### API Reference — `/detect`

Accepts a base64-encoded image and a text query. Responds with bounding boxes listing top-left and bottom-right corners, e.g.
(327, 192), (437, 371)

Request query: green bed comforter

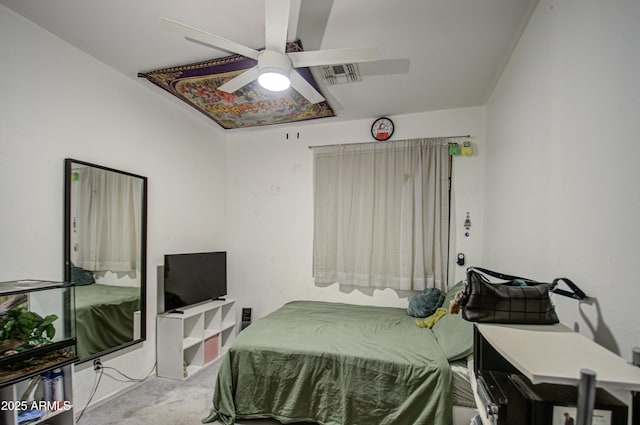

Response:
(75, 284), (140, 357)
(203, 301), (453, 425)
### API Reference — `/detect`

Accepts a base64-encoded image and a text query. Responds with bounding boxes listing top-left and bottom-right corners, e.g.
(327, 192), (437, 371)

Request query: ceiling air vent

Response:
(321, 63), (362, 85)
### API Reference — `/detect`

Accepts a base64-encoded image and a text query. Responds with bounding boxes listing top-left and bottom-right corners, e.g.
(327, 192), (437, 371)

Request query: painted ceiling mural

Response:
(138, 41), (335, 129)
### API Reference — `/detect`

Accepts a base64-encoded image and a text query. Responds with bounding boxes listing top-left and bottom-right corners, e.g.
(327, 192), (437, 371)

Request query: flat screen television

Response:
(163, 251), (227, 312)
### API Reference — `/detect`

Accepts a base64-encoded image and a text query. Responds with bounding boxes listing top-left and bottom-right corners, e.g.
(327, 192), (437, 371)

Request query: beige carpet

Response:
(77, 360), (296, 425)
(78, 360), (473, 425)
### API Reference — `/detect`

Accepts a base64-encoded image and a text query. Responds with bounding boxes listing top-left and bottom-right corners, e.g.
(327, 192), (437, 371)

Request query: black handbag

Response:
(460, 267), (586, 324)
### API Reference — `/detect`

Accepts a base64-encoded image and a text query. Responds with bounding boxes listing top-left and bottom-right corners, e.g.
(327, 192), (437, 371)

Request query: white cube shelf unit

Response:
(157, 299), (236, 380)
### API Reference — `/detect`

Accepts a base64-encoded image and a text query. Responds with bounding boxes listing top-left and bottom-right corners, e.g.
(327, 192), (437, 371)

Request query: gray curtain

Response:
(313, 138), (450, 291)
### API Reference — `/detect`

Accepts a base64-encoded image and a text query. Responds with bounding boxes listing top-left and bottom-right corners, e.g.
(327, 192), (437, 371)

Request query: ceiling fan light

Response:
(258, 70), (291, 92)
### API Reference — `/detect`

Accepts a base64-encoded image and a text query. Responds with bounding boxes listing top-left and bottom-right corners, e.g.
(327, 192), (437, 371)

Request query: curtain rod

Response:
(308, 134), (472, 149)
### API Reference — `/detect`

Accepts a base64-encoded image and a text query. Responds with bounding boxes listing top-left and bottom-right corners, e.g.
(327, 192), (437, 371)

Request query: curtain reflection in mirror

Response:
(71, 167), (142, 281)
(65, 159), (147, 362)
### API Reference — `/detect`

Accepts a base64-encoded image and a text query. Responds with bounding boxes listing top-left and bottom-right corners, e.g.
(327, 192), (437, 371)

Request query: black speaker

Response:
(241, 308), (252, 331)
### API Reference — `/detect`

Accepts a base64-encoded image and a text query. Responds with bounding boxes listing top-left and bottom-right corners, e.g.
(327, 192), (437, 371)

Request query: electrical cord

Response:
(75, 367), (103, 423)
(100, 362), (156, 382)
(101, 371), (138, 383)
(75, 362), (156, 423)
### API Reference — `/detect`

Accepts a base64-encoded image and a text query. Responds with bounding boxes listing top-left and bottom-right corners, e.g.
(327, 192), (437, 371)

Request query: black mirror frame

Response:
(64, 158), (147, 363)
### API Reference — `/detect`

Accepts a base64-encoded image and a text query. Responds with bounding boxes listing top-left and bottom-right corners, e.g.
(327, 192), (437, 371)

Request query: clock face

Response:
(371, 117), (394, 141)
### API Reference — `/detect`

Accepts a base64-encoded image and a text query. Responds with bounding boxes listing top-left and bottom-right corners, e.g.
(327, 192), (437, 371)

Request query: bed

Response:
(203, 283), (475, 425)
(74, 284), (141, 358)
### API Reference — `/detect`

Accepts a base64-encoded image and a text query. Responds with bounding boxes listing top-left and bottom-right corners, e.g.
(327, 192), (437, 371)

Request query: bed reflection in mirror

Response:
(64, 159), (147, 362)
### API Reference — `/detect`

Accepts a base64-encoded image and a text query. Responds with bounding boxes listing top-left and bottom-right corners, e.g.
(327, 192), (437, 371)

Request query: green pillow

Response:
(432, 281), (473, 361)
(70, 266), (95, 286)
(407, 288), (444, 318)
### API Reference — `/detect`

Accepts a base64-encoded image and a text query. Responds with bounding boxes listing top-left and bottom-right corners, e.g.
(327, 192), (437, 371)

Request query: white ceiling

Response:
(1, 0), (538, 130)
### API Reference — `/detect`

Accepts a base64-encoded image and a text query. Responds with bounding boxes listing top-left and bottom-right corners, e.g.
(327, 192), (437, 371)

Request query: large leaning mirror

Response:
(64, 158), (147, 363)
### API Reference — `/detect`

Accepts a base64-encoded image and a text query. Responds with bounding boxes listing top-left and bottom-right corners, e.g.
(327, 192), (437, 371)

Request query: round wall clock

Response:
(371, 117), (394, 141)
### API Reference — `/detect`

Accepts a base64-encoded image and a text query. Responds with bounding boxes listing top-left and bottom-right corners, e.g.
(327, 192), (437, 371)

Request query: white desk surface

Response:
(477, 323), (640, 392)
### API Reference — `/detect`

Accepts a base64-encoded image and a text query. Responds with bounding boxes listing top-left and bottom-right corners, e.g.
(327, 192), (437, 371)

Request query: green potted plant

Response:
(0, 307), (58, 356)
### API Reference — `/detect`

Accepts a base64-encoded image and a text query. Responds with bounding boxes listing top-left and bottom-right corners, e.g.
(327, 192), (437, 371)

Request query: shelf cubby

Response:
(157, 299), (236, 380)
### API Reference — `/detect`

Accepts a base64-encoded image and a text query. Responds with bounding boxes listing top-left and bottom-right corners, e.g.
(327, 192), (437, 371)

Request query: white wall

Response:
(0, 5), (226, 408)
(225, 107), (486, 321)
(11, 0), (639, 412)
(484, 0), (640, 362)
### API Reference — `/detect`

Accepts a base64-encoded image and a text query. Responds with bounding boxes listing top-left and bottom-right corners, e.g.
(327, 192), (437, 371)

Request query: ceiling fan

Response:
(160, 0), (378, 104)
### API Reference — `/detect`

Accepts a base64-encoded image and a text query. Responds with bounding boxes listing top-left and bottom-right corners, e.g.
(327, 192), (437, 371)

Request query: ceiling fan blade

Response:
(160, 17), (260, 60)
(265, 0), (291, 53)
(310, 71), (344, 111)
(295, 0), (334, 51)
(218, 66), (260, 93)
(288, 47), (378, 68)
(290, 69), (325, 104)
